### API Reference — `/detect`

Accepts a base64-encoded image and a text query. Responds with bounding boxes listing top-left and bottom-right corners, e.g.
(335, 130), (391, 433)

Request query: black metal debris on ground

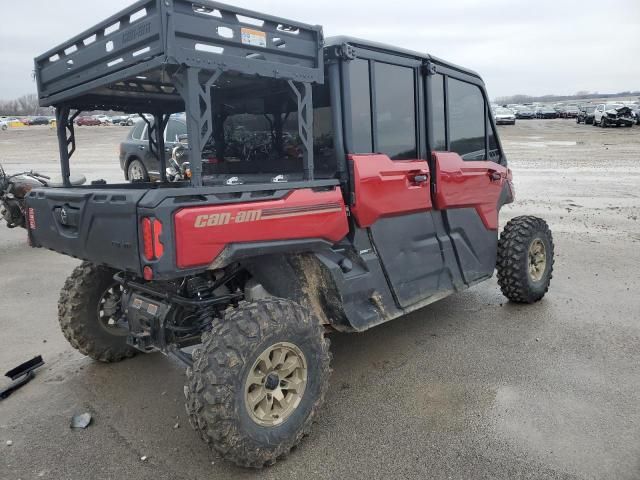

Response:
(0, 355), (44, 400)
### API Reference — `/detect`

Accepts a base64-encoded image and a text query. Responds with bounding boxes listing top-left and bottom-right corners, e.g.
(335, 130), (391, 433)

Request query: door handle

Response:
(488, 170), (502, 181)
(413, 174), (429, 184)
(138, 145), (146, 151)
(409, 170), (429, 185)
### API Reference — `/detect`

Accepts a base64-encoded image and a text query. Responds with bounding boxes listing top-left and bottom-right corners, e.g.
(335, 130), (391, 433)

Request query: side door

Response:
(344, 56), (448, 309)
(427, 70), (513, 285)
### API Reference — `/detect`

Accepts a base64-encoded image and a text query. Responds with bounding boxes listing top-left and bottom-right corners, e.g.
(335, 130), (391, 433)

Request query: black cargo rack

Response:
(35, 0), (324, 187)
(35, 0), (324, 109)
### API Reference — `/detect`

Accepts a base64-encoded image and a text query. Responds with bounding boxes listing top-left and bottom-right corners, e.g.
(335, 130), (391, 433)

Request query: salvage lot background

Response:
(1, 120), (639, 479)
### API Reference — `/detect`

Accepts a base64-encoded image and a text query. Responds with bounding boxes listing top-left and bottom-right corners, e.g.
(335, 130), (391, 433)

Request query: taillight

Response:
(141, 217), (164, 261)
(152, 219), (164, 258)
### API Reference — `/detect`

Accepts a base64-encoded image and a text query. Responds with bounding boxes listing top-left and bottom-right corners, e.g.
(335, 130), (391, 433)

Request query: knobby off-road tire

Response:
(185, 298), (331, 468)
(58, 262), (137, 363)
(497, 216), (554, 304)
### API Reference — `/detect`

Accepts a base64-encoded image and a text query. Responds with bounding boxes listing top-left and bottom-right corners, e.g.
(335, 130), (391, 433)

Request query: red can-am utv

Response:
(26, 0), (554, 468)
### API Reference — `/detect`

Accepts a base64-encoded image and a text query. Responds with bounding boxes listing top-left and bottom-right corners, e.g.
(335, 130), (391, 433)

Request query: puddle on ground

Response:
(513, 140), (578, 148)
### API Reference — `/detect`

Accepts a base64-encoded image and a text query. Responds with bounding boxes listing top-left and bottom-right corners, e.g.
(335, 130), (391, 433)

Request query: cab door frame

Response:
(424, 62), (512, 286)
(340, 47), (456, 309)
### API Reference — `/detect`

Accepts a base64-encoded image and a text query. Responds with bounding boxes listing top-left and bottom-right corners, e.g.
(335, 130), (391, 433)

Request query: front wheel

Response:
(58, 262), (137, 362)
(185, 299), (331, 468)
(127, 159), (149, 182)
(497, 216), (554, 304)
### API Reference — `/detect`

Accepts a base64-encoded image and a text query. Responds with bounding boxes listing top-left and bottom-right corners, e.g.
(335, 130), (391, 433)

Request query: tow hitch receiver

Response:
(124, 292), (171, 353)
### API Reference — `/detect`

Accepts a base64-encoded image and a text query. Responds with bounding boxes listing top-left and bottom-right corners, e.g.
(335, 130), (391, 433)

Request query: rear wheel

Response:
(497, 216), (554, 304)
(58, 262), (137, 362)
(127, 159), (149, 182)
(185, 298), (331, 468)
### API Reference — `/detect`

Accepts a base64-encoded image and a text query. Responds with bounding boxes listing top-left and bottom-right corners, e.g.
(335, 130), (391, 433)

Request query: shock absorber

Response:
(184, 277), (217, 329)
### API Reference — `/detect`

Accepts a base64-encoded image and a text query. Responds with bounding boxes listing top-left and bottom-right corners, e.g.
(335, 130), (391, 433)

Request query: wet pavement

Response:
(1, 120), (639, 479)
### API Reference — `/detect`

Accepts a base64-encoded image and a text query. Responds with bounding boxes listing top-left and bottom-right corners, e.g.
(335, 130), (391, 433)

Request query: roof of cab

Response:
(324, 35), (482, 80)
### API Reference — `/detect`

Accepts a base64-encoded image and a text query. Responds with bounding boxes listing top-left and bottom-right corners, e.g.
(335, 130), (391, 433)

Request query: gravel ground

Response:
(0, 120), (639, 480)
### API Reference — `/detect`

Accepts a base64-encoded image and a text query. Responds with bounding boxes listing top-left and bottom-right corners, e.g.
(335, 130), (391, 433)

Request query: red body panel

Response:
(173, 188), (349, 269)
(431, 152), (512, 230)
(349, 154), (431, 228)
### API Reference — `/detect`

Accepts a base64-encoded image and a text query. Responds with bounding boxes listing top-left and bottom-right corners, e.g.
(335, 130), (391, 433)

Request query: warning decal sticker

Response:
(241, 28), (267, 48)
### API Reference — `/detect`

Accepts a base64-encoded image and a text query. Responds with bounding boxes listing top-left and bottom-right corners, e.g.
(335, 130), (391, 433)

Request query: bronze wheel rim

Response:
(528, 239), (547, 282)
(244, 342), (308, 427)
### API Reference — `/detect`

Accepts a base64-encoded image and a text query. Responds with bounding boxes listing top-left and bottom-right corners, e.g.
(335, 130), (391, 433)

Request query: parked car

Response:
(119, 116), (187, 181)
(563, 106), (580, 118)
(110, 115), (129, 125)
(93, 114), (112, 125)
(630, 104), (640, 125)
(536, 107), (558, 119)
(576, 105), (596, 124)
(28, 116), (50, 126)
(76, 116), (101, 126)
(0, 117), (22, 128)
(494, 107), (516, 125)
(514, 107), (535, 119)
(593, 103), (635, 127)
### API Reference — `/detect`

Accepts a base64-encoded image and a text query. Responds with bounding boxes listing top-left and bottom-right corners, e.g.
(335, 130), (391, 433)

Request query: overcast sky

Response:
(1, 0), (638, 100)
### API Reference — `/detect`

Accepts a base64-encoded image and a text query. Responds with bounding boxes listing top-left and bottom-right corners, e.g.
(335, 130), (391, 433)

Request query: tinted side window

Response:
(346, 59), (373, 153)
(374, 62), (417, 160)
(448, 78), (486, 160)
(429, 73), (446, 151)
(131, 121), (145, 140)
(165, 119), (187, 143)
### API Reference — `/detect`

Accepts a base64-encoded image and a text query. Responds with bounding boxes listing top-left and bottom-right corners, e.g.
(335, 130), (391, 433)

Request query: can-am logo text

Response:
(194, 210), (262, 228)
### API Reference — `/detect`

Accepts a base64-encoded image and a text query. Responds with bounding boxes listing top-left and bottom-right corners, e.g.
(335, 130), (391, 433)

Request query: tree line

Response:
(495, 91), (640, 105)
(0, 94), (51, 116)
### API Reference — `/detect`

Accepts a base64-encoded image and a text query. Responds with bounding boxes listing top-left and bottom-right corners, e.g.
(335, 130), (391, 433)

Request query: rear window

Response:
(165, 119), (187, 143)
(130, 121), (145, 140)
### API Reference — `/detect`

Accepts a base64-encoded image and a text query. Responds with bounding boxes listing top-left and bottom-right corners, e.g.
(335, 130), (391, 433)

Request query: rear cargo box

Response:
(27, 188), (148, 274)
(34, 0), (324, 111)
